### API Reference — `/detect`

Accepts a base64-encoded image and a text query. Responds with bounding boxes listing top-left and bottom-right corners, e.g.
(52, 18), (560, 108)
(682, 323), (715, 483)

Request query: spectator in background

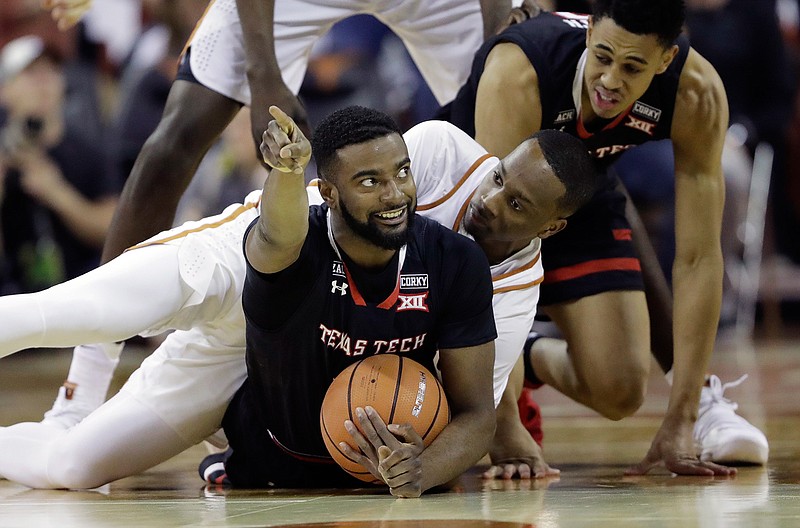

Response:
(109, 0), (208, 182)
(298, 14), (446, 132)
(1, 0), (107, 163)
(299, 15), (394, 128)
(0, 36), (121, 294)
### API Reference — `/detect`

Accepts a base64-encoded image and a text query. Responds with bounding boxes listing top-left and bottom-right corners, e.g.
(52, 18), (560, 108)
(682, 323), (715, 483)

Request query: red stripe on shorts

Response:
(613, 229), (632, 241)
(544, 257), (641, 283)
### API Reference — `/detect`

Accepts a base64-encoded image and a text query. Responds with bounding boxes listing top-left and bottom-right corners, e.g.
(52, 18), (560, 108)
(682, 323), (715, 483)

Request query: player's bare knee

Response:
(596, 371), (648, 420)
(604, 382), (647, 421)
(578, 358), (648, 420)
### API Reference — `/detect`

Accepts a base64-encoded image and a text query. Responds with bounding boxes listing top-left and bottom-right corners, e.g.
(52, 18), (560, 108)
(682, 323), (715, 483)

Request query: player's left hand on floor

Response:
(483, 458), (560, 480)
(625, 422), (737, 477)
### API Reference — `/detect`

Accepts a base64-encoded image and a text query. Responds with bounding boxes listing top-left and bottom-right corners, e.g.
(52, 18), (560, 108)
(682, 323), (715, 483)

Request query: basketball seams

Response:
(346, 359), (360, 425)
(388, 355), (402, 425)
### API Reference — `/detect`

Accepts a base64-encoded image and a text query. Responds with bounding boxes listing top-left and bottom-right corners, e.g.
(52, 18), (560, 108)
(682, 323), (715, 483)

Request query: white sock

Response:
(63, 343), (123, 408)
(42, 343), (124, 427)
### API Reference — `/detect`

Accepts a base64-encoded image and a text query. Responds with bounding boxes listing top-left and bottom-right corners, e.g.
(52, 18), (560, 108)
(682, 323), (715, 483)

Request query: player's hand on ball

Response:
(341, 406), (425, 497)
(260, 105), (311, 174)
(376, 423), (426, 498)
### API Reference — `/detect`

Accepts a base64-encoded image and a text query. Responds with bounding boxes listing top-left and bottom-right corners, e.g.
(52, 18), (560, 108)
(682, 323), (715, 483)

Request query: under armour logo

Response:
(331, 280), (349, 296)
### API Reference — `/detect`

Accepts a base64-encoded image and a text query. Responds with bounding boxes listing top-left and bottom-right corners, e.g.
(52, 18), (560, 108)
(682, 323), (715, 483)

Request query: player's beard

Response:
(339, 198), (415, 251)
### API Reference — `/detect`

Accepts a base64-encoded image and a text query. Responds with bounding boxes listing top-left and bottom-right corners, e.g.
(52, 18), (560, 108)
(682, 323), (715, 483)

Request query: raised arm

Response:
(245, 106), (312, 274)
(628, 49), (731, 476)
(474, 42), (543, 156)
(235, 0), (310, 151)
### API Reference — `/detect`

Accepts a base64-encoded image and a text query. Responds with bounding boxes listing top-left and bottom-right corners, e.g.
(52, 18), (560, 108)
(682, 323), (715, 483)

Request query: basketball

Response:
(319, 354), (450, 483)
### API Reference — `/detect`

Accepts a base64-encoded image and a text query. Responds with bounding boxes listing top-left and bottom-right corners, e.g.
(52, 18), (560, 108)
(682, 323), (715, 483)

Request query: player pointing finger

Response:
(259, 105), (311, 174)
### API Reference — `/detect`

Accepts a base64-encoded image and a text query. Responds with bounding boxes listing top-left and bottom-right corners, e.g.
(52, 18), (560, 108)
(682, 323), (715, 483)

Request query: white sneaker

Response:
(41, 382), (101, 429)
(694, 374), (769, 465)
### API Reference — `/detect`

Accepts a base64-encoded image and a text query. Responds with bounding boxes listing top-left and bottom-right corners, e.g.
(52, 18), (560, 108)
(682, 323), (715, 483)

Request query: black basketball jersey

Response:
(239, 205), (496, 461)
(441, 12), (690, 170)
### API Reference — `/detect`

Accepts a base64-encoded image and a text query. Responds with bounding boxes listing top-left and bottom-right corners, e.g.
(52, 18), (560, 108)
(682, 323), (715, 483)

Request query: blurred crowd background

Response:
(1, 0), (799, 332)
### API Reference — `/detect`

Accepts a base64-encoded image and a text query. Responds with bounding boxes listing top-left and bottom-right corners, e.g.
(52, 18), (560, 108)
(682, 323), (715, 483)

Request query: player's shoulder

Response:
(673, 48), (727, 137)
(678, 48), (725, 99)
(405, 120), (490, 168)
(404, 120), (479, 151)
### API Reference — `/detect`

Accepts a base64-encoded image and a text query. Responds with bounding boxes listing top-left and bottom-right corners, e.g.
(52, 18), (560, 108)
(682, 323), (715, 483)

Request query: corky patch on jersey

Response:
(398, 274), (429, 312)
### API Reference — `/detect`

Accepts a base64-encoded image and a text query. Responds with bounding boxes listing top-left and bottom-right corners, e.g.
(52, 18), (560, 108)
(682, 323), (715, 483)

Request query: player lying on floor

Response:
(0, 106), (600, 490)
(221, 104), (499, 495)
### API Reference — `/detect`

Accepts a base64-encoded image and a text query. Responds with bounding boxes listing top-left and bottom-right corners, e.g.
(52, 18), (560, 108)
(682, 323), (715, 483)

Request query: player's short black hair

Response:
(311, 106), (403, 181)
(592, 0), (685, 48)
(531, 129), (600, 216)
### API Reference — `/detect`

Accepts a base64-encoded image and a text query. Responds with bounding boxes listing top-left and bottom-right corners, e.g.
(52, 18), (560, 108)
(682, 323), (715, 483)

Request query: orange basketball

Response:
(319, 354), (450, 483)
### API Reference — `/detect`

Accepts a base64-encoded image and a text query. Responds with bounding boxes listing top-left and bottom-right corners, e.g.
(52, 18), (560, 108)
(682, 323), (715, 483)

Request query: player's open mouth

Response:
(593, 87), (620, 112)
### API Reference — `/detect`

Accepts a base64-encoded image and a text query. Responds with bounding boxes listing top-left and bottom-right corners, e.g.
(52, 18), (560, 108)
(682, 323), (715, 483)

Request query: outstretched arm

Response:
(627, 49), (733, 477)
(245, 106), (312, 274)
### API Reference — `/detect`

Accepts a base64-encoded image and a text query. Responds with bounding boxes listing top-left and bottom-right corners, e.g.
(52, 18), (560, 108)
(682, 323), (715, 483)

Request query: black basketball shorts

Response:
(539, 183), (645, 306)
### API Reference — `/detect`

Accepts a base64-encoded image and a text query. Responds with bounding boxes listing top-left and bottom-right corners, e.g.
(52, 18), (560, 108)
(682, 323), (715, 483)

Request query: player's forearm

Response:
(256, 170), (309, 250)
(418, 406), (495, 493)
(235, 0), (280, 83)
(666, 252), (723, 420)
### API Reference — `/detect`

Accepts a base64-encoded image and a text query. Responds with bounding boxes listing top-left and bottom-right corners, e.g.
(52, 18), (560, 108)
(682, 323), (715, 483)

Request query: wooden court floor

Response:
(1, 334), (799, 527)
